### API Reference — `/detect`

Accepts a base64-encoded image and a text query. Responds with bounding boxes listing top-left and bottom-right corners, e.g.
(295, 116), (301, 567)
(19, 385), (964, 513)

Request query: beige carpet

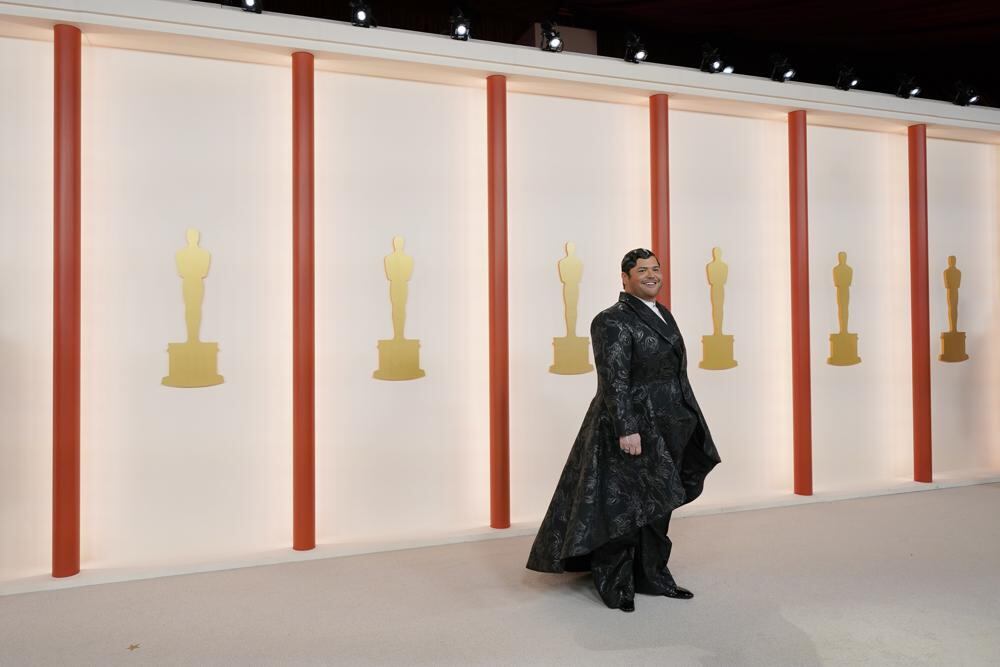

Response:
(2, 484), (999, 666)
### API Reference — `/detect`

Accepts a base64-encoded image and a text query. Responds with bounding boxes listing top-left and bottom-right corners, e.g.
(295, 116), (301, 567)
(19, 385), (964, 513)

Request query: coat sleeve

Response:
(591, 312), (637, 438)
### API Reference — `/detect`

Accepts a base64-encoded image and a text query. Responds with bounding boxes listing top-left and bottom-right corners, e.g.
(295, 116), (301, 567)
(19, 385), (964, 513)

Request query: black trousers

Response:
(590, 513), (677, 608)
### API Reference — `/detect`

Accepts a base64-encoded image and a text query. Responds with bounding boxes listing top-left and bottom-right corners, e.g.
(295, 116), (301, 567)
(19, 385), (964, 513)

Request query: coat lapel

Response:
(656, 301), (688, 366)
(619, 292), (681, 354)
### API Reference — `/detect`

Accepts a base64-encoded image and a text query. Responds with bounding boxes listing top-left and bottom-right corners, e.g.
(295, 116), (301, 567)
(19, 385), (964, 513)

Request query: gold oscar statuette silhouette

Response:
(940, 255), (969, 362)
(699, 247), (738, 370)
(550, 242), (594, 375)
(162, 229), (224, 388)
(374, 236), (425, 380)
(828, 251), (861, 366)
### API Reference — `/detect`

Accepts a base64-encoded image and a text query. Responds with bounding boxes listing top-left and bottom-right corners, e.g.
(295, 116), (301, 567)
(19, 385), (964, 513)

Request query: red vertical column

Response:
(487, 75), (510, 529)
(292, 52), (316, 550)
(788, 110), (813, 496)
(52, 24), (82, 578)
(908, 124), (933, 483)
(649, 94), (671, 308)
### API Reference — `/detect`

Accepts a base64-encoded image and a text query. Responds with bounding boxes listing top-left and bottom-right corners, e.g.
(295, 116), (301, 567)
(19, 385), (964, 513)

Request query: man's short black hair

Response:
(621, 248), (659, 275)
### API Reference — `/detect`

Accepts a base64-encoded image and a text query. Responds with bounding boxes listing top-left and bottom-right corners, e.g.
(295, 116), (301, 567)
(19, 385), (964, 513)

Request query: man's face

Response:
(622, 256), (662, 300)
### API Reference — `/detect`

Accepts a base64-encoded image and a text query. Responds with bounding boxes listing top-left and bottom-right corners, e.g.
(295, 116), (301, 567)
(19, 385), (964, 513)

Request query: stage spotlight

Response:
(220, 0), (262, 13)
(450, 9), (471, 41)
(350, 1), (374, 28)
(895, 75), (921, 99)
(700, 45), (725, 73)
(953, 83), (980, 106)
(540, 22), (563, 52)
(770, 55), (795, 82)
(835, 67), (859, 91)
(625, 33), (647, 63)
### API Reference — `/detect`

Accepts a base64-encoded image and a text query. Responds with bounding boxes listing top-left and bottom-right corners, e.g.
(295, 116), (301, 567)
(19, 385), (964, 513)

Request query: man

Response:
(527, 249), (721, 612)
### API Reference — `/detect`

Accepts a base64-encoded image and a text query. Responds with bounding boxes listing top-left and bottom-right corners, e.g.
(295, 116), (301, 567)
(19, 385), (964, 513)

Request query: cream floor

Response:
(2, 483), (999, 666)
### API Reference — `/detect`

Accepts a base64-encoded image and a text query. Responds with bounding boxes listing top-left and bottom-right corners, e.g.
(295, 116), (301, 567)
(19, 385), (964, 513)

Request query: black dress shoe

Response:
(663, 586), (694, 600)
(618, 599), (635, 613)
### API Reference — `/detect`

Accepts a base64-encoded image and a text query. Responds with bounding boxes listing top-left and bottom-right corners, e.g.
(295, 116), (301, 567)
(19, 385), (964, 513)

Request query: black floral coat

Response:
(526, 292), (721, 573)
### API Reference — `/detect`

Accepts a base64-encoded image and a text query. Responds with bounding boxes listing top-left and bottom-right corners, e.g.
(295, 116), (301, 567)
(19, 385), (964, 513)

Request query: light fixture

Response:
(700, 44), (729, 73)
(350, 1), (374, 28)
(770, 55), (795, 82)
(835, 67), (859, 91)
(220, 0), (262, 13)
(895, 75), (921, 99)
(700, 46), (734, 73)
(625, 33), (647, 63)
(953, 83), (980, 106)
(540, 22), (563, 53)
(450, 9), (471, 41)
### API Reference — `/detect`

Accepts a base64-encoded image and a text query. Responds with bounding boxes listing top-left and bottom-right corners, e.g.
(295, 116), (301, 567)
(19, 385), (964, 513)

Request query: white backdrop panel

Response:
(80, 47), (293, 569)
(807, 127), (912, 491)
(670, 110), (793, 509)
(0, 37), (53, 582)
(507, 93), (649, 523)
(927, 139), (1000, 475)
(314, 73), (490, 543)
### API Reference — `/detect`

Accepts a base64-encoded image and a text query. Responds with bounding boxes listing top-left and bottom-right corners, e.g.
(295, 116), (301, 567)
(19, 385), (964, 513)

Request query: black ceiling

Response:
(195, 0), (999, 108)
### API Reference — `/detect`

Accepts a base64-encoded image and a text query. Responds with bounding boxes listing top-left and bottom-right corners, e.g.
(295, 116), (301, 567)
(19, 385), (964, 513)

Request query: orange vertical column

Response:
(908, 124), (933, 483)
(487, 75), (510, 529)
(292, 52), (316, 550)
(52, 24), (82, 578)
(649, 94), (671, 308)
(788, 110), (813, 496)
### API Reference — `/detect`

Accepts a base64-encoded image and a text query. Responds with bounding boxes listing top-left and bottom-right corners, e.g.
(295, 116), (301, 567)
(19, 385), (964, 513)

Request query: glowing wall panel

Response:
(314, 73), (490, 543)
(507, 93), (650, 523)
(0, 36), (53, 581)
(927, 139), (1000, 475)
(670, 111), (793, 509)
(79, 47), (293, 568)
(807, 126), (912, 491)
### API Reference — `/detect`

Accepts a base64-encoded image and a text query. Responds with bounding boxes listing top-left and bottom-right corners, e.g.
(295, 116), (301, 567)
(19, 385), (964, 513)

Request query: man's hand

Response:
(619, 433), (641, 456)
